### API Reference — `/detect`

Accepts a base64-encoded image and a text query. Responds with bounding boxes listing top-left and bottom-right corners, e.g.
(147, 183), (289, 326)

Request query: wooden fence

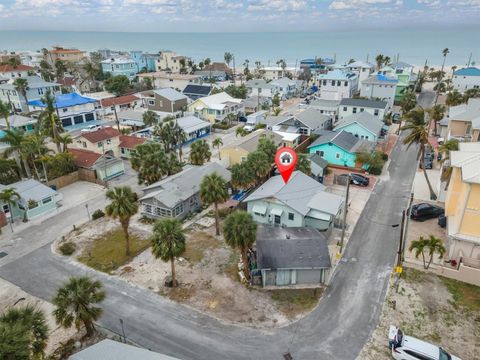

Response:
(47, 169), (106, 189)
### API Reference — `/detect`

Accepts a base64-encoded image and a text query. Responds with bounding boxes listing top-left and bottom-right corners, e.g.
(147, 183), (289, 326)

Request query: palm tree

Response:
(142, 110), (159, 127)
(438, 139), (459, 186)
(272, 107), (282, 116)
(445, 90), (464, 107)
(212, 137), (223, 160)
(200, 172), (229, 236)
(189, 139), (211, 165)
(224, 52), (233, 68)
(59, 133), (73, 152)
(12, 78), (29, 112)
(130, 142), (171, 184)
(0, 188), (20, 231)
(52, 277), (105, 337)
(38, 90), (63, 153)
(434, 48), (450, 105)
(428, 104), (445, 136)
(247, 150), (271, 184)
(375, 54), (385, 70)
(0, 305), (49, 358)
(82, 61), (98, 91)
(231, 162), (255, 190)
(223, 211), (257, 279)
(235, 126), (247, 137)
(1, 129), (30, 178)
(151, 218), (186, 287)
(7, 57), (21, 68)
(295, 153), (311, 175)
(0, 100), (11, 129)
(105, 186), (138, 256)
(23, 133), (51, 182)
(409, 235), (446, 269)
(402, 109), (437, 200)
(400, 90), (417, 114)
(257, 137), (277, 162)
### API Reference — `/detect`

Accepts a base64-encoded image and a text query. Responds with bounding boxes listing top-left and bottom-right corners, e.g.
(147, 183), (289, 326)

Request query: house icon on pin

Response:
(281, 153), (292, 164)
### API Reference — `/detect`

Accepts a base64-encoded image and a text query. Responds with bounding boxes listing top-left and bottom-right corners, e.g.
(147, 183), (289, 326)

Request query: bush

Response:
(381, 152), (388, 161)
(218, 207), (233, 219)
(59, 241), (76, 256)
(255, 123), (266, 130)
(91, 209), (105, 220)
(368, 166), (383, 175)
(212, 122), (232, 130)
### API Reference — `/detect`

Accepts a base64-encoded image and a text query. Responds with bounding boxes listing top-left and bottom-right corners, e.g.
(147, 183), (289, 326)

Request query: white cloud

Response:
(213, 0), (243, 9)
(248, 0), (306, 12)
(329, 0), (392, 10)
(417, 0), (441, 7)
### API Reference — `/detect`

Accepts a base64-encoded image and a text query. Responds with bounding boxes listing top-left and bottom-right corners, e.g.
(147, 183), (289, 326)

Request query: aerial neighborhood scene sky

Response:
(0, 0), (480, 31)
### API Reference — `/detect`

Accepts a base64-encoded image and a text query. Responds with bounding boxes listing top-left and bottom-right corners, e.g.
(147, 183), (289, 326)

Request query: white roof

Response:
(154, 88), (187, 102)
(0, 179), (57, 203)
(175, 115), (210, 134)
(346, 61), (374, 69)
(273, 131), (301, 142)
(450, 142), (480, 184)
(101, 57), (136, 65)
(195, 92), (242, 109)
(0, 114), (36, 128)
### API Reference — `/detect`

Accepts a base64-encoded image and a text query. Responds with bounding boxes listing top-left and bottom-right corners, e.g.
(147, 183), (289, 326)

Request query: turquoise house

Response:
(333, 112), (384, 142)
(0, 179), (62, 222)
(308, 130), (374, 168)
(0, 115), (37, 134)
(101, 57), (138, 80)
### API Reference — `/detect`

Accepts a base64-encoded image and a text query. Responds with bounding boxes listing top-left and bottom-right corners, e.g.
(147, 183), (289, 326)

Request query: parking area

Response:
(323, 167), (377, 190)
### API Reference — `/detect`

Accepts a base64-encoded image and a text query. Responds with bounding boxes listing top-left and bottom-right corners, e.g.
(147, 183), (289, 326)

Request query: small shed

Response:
(256, 226), (331, 287)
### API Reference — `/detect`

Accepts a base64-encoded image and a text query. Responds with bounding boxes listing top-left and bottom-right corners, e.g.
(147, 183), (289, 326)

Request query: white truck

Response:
(244, 110), (267, 133)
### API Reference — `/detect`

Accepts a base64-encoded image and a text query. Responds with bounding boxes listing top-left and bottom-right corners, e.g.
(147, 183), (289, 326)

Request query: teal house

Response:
(333, 112), (384, 142)
(0, 115), (37, 133)
(308, 130), (375, 168)
(0, 179), (62, 222)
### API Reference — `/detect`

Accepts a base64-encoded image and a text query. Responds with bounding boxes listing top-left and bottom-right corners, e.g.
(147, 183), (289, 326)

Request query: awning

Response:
(252, 204), (267, 215)
(270, 208), (284, 216)
(306, 209), (331, 221)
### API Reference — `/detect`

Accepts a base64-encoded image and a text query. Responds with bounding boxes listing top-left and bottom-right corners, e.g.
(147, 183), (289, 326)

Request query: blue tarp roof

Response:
(28, 93), (97, 108)
(453, 67), (480, 76)
(376, 74), (398, 83)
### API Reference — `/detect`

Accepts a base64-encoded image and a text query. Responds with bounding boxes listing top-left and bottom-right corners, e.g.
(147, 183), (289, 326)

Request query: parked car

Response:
(238, 115), (248, 123)
(243, 123), (256, 133)
(392, 113), (401, 123)
(419, 158), (433, 169)
(81, 124), (101, 133)
(388, 326), (460, 360)
(337, 173), (370, 186)
(410, 203), (444, 221)
(438, 214), (446, 228)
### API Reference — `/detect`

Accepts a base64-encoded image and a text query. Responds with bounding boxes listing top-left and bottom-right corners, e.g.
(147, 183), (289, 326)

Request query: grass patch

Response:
(78, 227), (150, 273)
(268, 288), (322, 319)
(58, 241), (76, 256)
(403, 268), (428, 284)
(440, 276), (480, 312)
(222, 251), (240, 281)
(183, 231), (220, 264)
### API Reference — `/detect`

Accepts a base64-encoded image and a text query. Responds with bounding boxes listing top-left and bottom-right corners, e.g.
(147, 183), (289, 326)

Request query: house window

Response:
(62, 108), (68, 113)
(148, 100), (155, 106)
(159, 100), (163, 107)
(316, 150), (324, 157)
(106, 139), (112, 145)
(121, 148), (125, 154)
(274, 215), (281, 224)
(98, 141), (103, 148)
(337, 81), (341, 86)
(360, 108), (364, 112)
(335, 153), (341, 159)
(374, 109), (379, 116)
(365, 136), (369, 140)
(343, 107), (347, 111)
(322, 80), (326, 86)
(144, 204), (153, 214)
(288, 213), (294, 221)
(82, 141), (87, 148)
(42, 197), (52, 205)
(352, 107), (357, 114)
(344, 81), (348, 86)
(173, 203), (184, 217)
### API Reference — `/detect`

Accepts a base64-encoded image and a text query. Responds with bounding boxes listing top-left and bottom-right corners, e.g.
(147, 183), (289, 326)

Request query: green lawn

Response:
(441, 276), (480, 312)
(78, 227), (150, 273)
(268, 288), (322, 319)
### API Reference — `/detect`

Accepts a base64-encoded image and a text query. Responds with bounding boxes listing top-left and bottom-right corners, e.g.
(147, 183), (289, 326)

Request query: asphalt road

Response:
(0, 92), (434, 360)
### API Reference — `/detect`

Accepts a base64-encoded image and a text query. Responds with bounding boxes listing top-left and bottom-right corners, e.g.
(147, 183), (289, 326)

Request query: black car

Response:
(238, 116), (248, 122)
(337, 173), (369, 186)
(410, 203), (444, 221)
(438, 214), (446, 228)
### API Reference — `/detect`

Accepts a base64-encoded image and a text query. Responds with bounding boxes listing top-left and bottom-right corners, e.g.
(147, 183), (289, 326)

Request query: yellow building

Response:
(444, 142), (480, 269)
(47, 46), (86, 65)
(188, 92), (244, 123)
(220, 129), (283, 167)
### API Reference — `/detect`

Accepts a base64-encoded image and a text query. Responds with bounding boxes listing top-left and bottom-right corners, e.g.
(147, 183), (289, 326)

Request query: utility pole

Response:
(397, 210), (406, 267)
(232, 55), (236, 86)
(102, 143), (108, 189)
(402, 192), (414, 261)
(467, 52), (472, 67)
(339, 175), (350, 253)
(113, 104), (120, 131)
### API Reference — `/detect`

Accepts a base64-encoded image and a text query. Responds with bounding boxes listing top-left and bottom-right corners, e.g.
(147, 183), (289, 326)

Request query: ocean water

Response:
(0, 28), (479, 67)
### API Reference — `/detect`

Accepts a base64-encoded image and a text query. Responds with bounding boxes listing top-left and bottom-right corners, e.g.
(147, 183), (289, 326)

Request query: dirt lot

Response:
(358, 268), (480, 360)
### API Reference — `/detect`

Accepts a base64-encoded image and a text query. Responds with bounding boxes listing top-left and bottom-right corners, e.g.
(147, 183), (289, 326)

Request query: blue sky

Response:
(0, 0), (479, 32)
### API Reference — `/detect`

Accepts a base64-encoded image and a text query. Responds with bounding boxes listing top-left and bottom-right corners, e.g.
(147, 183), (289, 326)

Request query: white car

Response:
(243, 123), (256, 133)
(81, 124), (101, 133)
(389, 326), (460, 360)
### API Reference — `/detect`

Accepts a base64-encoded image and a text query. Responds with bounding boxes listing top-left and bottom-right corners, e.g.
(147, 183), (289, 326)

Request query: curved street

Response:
(0, 91), (435, 360)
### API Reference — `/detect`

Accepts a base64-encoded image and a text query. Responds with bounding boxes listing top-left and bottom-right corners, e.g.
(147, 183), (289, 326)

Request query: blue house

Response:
(101, 57), (138, 80)
(308, 130), (375, 168)
(333, 111), (384, 142)
(130, 51), (159, 72)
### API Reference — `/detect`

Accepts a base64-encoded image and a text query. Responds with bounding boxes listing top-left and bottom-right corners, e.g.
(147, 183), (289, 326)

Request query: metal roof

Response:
(453, 67), (480, 76)
(339, 98), (387, 109)
(361, 74), (398, 85)
(225, 129), (282, 153)
(0, 114), (36, 128)
(0, 75), (59, 90)
(256, 226), (331, 270)
(154, 88), (187, 102)
(294, 108), (332, 129)
(175, 115), (211, 134)
(0, 179), (57, 202)
(308, 130), (375, 153)
(334, 111), (384, 136)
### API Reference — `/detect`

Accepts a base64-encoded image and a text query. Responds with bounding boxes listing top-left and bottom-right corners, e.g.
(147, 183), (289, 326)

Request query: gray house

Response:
(139, 163), (231, 220)
(244, 171), (343, 231)
(308, 153), (328, 182)
(143, 88), (188, 114)
(263, 108), (332, 136)
(256, 226), (331, 287)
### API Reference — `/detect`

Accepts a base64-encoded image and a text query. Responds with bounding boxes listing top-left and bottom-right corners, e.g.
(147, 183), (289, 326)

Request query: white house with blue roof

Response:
(452, 67), (480, 93)
(317, 70), (359, 101)
(28, 92), (98, 129)
(360, 74), (398, 109)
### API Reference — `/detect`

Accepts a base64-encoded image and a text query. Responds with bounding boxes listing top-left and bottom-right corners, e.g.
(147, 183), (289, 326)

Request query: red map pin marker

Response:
(275, 147), (297, 184)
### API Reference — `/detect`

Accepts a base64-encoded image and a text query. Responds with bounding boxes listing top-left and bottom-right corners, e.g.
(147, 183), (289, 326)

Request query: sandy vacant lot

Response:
(359, 268), (479, 360)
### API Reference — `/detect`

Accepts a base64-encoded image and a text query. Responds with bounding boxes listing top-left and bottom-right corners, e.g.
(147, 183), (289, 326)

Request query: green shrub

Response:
(381, 152), (388, 161)
(27, 199), (38, 209)
(368, 166), (383, 175)
(59, 241), (76, 256)
(218, 207), (233, 219)
(91, 209), (105, 220)
(212, 121), (233, 130)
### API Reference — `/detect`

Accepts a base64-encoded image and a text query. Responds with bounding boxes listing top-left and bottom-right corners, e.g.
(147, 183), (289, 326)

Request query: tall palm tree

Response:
(445, 90), (464, 107)
(82, 61), (98, 91)
(38, 90), (63, 153)
(0, 305), (49, 358)
(409, 235), (446, 269)
(212, 137), (223, 160)
(231, 162), (255, 190)
(151, 218), (186, 287)
(105, 186), (138, 256)
(428, 104), (445, 136)
(295, 153), (311, 175)
(12, 78), (29, 113)
(223, 211), (257, 279)
(52, 277), (106, 337)
(23, 133), (51, 182)
(130, 142), (170, 185)
(189, 139), (211, 165)
(438, 139), (459, 187)
(0, 188), (20, 231)
(142, 110), (159, 127)
(402, 109), (437, 200)
(0, 100), (11, 129)
(434, 48), (450, 105)
(247, 150), (271, 184)
(7, 57), (21, 68)
(1, 129), (29, 178)
(375, 54), (385, 70)
(200, 172), (229, 236)
(59, 133), (73, 152)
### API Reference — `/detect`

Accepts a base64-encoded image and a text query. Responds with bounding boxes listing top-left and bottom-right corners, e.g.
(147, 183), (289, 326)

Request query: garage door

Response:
(296, 269), (321, 284)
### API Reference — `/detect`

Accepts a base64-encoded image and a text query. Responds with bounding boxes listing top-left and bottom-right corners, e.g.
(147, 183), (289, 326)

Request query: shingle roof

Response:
(308, 153), (328, 170)
(69, 339), (180, 360)
(100, 94), (139, 107)
(308, 130), (374, 153)
(339, 98), (387, 109)
(256, 226), (331, 270)
(140, 163), (231, 208)
(294, 108), (331, 129)
(119, 135), (146, 149)
(68, 148), (102, 168)
(182, 84), (212, 97)
(154, 88), (187, 102)
(244, 171), (343, 216)
(334, 111), (384, 136)
(0, 64), (35, 73)
(453, 67), (480, 77)
(308, 99), (340, 109)
(81, 127), (121, 143)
